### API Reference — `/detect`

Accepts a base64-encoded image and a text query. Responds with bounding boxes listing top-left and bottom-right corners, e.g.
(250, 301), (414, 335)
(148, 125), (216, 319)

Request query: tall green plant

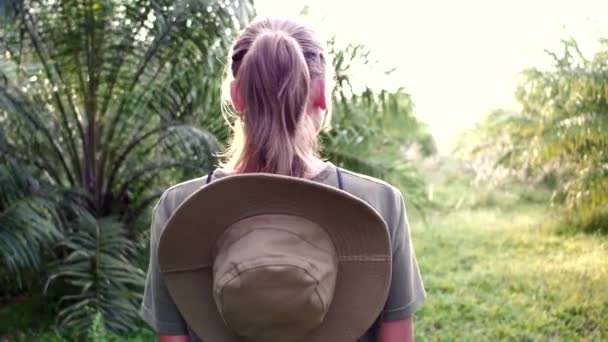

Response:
(462, 38), (608, 226)
(0, 0), (253, 333)
(515, 39), (608, 218)
(0, 157), (63, 288)
(45, 216), (144, 334)
(0, 0), (252, 227)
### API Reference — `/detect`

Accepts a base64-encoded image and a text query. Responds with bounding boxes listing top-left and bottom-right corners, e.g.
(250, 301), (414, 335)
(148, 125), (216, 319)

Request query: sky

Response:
(254, 0), (608, 153)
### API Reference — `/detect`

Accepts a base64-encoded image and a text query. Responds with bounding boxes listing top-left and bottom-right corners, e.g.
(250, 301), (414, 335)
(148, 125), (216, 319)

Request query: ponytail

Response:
(222, 18), (326, 177)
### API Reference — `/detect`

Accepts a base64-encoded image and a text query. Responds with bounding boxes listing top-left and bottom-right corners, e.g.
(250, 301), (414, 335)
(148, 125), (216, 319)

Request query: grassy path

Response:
(411, 198), (608, 341)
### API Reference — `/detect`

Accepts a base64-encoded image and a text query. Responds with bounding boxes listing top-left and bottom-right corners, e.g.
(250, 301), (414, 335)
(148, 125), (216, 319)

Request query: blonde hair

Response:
(220, 17), (328, 177)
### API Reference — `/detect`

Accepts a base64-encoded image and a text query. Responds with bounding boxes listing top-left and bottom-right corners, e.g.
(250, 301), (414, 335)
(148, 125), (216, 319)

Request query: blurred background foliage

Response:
(322, 39), (436, 212)
(458, 38), (608, 234)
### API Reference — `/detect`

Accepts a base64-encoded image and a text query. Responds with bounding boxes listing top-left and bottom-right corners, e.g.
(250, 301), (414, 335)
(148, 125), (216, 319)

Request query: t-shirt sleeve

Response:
(382, 188), (426, 321)
(140, 191), (189, 335)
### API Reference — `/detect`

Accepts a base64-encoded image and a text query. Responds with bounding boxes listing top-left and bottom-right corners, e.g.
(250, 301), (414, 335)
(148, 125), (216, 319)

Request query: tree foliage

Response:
(0, 0), (252, 226)
(0, 157), (63, 286)
(461, 38), (608, 227)
(0, 0), (253, 333)
(322, 40), (435, 211)
(45, 216), (144, 334)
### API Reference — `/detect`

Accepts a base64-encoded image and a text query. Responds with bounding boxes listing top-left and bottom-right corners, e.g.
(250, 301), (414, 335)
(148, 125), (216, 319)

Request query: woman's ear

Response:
(230, 80), (245, 113)
(311, 78), (327, 111)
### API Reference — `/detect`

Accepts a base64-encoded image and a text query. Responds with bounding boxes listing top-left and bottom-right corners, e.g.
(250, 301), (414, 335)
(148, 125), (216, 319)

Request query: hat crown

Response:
(213, 215), (338, 342)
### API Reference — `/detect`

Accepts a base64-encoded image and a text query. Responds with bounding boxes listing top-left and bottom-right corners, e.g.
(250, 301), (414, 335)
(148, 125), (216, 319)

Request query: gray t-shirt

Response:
(141, 162), (426, 341)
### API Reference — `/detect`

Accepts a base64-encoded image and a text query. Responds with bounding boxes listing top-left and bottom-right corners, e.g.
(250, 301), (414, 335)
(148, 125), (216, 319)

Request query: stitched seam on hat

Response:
(218, 263), (326, 318)
(214, 255), (324, 290)
(338, 255), (390, 262)
(221, 225), (335, 256)
(218, 262), (320, 289)
(162, 252), (389, 273)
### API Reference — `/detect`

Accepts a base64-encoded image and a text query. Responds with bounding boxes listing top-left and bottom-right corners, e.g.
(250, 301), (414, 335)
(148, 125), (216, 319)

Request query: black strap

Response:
(336, 167), (344, 190)
(206, 168), (215, 184)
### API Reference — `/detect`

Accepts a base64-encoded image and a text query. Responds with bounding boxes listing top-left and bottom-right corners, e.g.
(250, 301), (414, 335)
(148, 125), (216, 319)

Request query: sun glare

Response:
(255, 0), (608, 152)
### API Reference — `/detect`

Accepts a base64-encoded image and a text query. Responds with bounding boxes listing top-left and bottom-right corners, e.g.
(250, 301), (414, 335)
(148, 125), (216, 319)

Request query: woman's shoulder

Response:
(338, 167), (397, 190)
(156, 175), (209, 214)
(335, 167), (402, 202)
(155, 165), (406, 226)
(330, 167), (405, 227)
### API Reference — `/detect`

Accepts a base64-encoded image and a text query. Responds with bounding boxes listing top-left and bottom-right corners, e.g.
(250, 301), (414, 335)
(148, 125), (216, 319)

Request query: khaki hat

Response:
(158, 173), (392, 341)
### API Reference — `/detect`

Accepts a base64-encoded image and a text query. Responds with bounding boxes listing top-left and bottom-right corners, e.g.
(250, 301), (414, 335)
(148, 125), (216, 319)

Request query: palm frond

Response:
(459, 38), (608, 225)
(1, 0), (253, 222)
(45, 215), (144, 335)
(0, 158), (63, 285)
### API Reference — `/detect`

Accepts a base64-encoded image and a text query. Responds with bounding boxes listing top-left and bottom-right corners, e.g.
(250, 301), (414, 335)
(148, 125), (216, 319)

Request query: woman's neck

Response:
(303, 157), (327, 179)
(220, 157), (327, 180)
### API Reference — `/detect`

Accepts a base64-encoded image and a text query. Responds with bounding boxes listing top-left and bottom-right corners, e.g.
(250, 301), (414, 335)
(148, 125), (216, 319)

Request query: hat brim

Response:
(158, 174), (392, 341)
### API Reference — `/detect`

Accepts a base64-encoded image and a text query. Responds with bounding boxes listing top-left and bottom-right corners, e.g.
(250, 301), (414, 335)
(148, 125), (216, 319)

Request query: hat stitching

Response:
(217, 226), (336, 257)
(160, 254), (389, 274)
(338, 255), (391, 262)
(210, 213), (336, 257)
(215, 259), (322, 292)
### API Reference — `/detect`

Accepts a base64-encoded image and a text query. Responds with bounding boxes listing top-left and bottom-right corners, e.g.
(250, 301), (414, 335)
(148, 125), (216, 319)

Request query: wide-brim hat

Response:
(158, 173), (392, 341)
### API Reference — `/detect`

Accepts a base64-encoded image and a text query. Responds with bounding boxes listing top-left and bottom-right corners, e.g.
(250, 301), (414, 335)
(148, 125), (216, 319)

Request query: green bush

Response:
(458, 38), (608, 232)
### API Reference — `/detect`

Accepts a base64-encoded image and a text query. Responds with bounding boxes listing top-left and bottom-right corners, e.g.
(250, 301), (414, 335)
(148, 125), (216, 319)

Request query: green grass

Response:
(410, 161), (608, 341)
(1, 159), (607, 341)
(412, 204), (607, 341)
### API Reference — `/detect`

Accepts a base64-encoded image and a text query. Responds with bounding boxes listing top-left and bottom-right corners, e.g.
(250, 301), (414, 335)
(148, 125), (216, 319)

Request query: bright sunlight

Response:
(256, 0), (608, 152)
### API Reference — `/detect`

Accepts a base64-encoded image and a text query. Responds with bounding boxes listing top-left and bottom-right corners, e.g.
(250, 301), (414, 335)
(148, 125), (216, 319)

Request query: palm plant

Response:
(514, 39), (608, 219)
(462, 38), (608, 227)
(0, 156), (63, 289)
(0, 0), (253, 332)
(0, 0), (252, 228)
(45, 215), (144, 334)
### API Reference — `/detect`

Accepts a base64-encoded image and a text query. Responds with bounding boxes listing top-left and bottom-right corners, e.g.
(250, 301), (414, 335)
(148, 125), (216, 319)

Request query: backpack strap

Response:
(206, 168), (215, 185)
(336, 167), (344, 191)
